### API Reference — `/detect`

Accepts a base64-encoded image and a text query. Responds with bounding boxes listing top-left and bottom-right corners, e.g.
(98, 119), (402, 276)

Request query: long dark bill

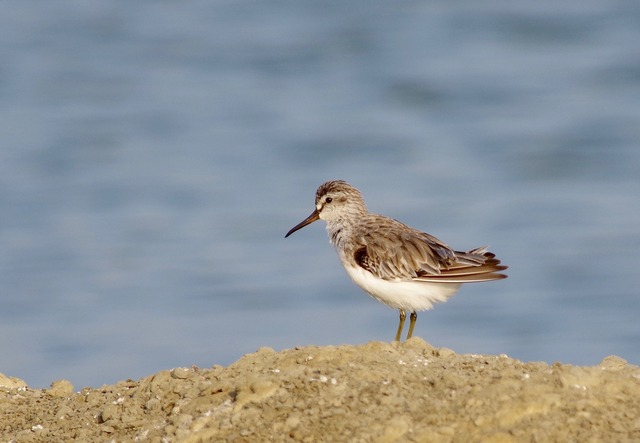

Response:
(285, 209), (320, 238)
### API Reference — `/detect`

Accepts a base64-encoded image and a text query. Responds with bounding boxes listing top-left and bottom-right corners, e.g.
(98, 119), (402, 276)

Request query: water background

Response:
(1, 1), (639, 388)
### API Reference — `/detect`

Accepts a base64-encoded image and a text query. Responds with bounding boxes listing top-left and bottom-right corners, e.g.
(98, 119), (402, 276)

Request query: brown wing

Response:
(354, 217), (507, 282)
(414, 248), (508, 283)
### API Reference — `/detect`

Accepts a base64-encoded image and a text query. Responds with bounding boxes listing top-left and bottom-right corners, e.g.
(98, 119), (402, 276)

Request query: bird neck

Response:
(325, 217), (356, 250)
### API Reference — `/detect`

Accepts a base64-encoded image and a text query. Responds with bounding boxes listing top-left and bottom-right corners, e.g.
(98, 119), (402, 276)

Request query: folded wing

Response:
(355, 222), (508, 283)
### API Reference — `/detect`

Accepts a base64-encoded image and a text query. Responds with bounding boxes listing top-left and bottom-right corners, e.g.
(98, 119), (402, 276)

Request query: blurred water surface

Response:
(1, 1), (639, 387)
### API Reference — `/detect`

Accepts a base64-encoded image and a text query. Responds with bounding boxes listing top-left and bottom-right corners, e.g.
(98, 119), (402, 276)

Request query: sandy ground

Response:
(1, 338), (640, 442)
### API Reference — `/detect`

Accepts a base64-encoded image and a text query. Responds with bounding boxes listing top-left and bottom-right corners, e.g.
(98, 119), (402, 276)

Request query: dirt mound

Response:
(2, 338), (639, 442)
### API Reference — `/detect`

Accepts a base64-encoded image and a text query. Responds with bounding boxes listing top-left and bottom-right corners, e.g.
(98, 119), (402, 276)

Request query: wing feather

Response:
(353, 216), (508, 283)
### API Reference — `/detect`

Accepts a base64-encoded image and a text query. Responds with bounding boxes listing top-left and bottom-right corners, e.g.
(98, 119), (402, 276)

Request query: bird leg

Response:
(406, 311), (417, 340)
(395, 309), (406, 341)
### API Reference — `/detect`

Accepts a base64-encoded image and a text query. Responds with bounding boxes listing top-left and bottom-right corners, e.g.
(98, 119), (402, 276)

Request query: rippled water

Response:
(1, 1), (639, 388)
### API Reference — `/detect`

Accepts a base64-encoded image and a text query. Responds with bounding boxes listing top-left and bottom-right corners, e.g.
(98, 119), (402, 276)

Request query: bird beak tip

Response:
(285, 209), (320, 238)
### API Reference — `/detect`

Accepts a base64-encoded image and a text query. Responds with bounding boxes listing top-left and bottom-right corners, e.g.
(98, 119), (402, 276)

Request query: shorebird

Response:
(285, 180), (507, 341)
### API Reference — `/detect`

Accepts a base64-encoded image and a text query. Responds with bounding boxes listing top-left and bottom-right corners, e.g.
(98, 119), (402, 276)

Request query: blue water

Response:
(1, 1), (639, 388)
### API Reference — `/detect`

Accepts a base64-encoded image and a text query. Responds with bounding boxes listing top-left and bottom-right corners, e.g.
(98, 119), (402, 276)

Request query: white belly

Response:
(343, 264), (461, 312)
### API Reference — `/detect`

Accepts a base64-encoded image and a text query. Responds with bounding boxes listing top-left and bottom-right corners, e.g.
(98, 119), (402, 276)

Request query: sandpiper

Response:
(285, 180), (507, 341)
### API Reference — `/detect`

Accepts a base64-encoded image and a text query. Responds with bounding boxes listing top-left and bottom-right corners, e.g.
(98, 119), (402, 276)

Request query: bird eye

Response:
(325, 197), (333, 203)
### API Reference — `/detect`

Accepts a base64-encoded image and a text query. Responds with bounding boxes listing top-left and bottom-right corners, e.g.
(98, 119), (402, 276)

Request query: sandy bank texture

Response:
(1, 338), (639, 442)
